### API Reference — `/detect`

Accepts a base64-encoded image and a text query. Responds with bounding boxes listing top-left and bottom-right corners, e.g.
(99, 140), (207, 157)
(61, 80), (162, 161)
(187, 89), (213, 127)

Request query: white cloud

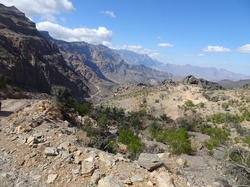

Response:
(113, 45), (160, 58)
(36, 21), (113, 45)
(197, 53), (205, 56)
(203, 45), (231, 52)
(236, 44), (250, 53)
(0, 0), (75, 22)
(101, 11), (116, 18)
(158, 43), (174, 47)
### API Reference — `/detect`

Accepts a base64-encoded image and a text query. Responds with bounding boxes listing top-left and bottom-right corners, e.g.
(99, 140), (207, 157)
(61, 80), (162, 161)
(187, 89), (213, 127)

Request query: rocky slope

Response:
(40, 31), (173, 86)
(115, 49), (250, 81)
(0, 98), (232, 187)
(0, 4), (92, 98)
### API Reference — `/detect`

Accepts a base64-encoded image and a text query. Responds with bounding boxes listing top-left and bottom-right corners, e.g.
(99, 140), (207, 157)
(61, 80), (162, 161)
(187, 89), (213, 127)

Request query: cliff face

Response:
(0, 4), (91, 98)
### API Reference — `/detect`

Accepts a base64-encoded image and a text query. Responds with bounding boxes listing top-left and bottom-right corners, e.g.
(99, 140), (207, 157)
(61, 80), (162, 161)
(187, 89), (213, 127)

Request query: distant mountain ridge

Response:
(41, 31), (173, 86)
(114, 49), (250, 81)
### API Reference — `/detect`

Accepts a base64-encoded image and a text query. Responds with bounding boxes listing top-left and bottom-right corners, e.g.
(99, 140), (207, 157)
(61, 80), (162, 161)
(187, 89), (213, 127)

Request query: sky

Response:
(0, 0), (250, 75)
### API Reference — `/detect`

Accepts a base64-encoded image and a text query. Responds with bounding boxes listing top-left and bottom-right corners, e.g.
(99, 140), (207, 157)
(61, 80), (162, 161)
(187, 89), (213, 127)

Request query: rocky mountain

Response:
(41, 32), (173, 86)
(0, 4), (92, 98)
(218, 79), (250, 89)
(115, 49), (250, 81)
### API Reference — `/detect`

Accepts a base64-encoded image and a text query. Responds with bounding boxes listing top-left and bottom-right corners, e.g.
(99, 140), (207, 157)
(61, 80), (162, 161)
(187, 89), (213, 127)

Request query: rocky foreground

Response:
(0, 99), (232, 187)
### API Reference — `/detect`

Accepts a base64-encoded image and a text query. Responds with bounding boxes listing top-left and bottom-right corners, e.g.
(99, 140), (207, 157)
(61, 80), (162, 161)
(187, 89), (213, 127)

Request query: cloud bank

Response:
(37, 21), (113, 45)
(0, 0), (75, 18)
(237, 44), (250, 53)
(203, 45), (231, 52)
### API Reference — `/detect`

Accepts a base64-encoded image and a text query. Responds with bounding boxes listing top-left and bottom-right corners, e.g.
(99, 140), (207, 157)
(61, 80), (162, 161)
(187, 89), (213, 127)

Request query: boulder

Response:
(137, 153), (163, 171)
(183, 75), (222, 90)
(157, 172), (174, 187)
(44, 147), (59, 156)
(98, 175), (124, 187)
(81, 161), (96, 177)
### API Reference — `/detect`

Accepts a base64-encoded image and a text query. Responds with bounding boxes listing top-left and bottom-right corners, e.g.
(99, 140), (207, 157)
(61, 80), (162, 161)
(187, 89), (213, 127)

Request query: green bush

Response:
(0, 76), (7, 89)
(75, 102), (91, 115)
(185, 100), (195, 107)
(51, 85), (74, 108)
(206, 113), (241, 124)
(203, 127), (230, 154)
(150, 127), (194, 155)
(97, 114), (108, 128)
(118, 128), (144, 157)
(242, 136), (250, 146)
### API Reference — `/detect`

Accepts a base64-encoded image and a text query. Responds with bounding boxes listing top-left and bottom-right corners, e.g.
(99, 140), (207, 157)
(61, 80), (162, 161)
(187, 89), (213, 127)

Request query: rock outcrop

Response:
(183, 75), (222, 90)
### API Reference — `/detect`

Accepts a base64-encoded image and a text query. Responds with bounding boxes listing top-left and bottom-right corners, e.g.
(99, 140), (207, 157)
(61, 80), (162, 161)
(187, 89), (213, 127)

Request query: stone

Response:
(137, 153), (163, 171)
(27, 136), (38, 145)
(81, 161), (96, 177)
(47, 174), (58, 184)
(99, 151), (117, 166)
(130, 175), (144, 183)
(98, 175), (124, 187)
(85, 151), (98, 162)
(33, 132), (43, 138)
(60, 151), (72, 160)
(89, 169), (105, 185)
(176, 158), (187, 167)
(57, 141), (70, 151)
(157, 172), (174, 187)
(44, 147), (59, 156)
(74, 155), (81, 164)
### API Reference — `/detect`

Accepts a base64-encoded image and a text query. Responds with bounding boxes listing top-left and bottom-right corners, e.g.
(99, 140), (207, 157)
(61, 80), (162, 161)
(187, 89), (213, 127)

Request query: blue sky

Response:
(0, 0), (250, 75)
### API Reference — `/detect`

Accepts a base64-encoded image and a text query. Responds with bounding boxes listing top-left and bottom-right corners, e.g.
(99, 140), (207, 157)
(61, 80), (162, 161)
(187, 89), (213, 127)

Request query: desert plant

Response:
(162, 129), (194, 154)
(226, 147), (250, 185)
(185, 100), (195, 107)
(51, 85), (74, 108)
(118, 128), (144, 158)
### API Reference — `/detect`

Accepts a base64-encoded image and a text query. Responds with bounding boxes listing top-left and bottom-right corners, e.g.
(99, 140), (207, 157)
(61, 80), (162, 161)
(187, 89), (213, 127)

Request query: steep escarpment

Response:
(0, 4), (91, 98)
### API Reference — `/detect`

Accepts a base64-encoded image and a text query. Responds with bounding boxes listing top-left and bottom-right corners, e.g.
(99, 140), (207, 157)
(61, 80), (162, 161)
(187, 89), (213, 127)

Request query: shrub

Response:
(163, 129), (194, 154)
(178, 115), (203, 132)
(0, 76), (7, 89)
(185, 100), (195, 107)
(75, 102), (91, 116)
(150, 127), (194, 155)
(203, 127), (230, 145)
(97, 114), (108, 128)
(206, 113), (241, 124)
(203, 127), (230, 154)
(160, 114), (173, 123)
(51, 85), (74, 108)
(118, 128), (144, 157)
(226, 148), (250, 185)
(242, 136), (250, 147)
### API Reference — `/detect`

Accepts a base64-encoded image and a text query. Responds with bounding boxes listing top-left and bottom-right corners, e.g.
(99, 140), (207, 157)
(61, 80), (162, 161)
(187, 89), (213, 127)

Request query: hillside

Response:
(1, 79), (250, 186)
(0, 4), (93, 98)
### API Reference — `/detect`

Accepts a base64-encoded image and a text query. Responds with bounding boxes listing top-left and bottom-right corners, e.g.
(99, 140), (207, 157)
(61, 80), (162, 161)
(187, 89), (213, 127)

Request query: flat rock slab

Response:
(98, 175), (124, 187)
(137, 153), (163, 171)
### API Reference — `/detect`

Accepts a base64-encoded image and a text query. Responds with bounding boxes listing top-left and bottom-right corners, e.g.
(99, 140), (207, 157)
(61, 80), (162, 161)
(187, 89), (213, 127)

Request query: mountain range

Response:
(114, 49), (250, 81)
(0, 3), (249, 99)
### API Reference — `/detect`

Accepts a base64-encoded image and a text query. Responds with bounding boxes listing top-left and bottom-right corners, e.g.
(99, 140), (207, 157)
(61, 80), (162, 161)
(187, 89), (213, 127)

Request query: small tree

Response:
(51, 85), (74, 108)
